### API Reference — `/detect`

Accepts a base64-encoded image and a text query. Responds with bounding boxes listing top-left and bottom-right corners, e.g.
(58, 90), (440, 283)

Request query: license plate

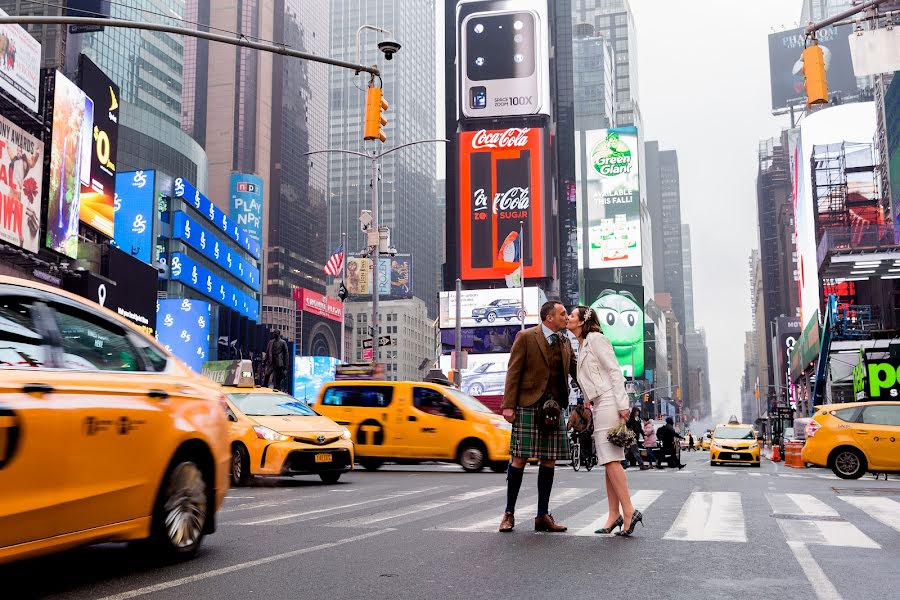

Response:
(315, 453), (333, 463)
(731, 454), (742, 459)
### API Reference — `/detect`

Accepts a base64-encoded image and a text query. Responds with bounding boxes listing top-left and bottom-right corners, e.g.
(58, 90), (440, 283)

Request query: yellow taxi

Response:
(700, 433), (712, 451)
(312, 380), (511, 472)
(801, 401), (900, 479)
(208, 361), (354, 484)
(709, 423), (761, 467)
(0, 276), (230, 565)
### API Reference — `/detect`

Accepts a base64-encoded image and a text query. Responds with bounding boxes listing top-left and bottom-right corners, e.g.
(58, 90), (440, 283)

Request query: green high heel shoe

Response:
(594, 515), (624, 534)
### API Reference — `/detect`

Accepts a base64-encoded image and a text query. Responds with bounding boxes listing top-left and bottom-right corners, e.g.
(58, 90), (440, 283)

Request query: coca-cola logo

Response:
(493, 187), (530, 215)
(471, 128), (530, 150)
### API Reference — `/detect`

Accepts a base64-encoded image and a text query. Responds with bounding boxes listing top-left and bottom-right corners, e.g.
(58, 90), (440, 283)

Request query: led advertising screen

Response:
(439, 352), (511, 397)
(344, 255), (413, 299)
(887, 75), (900, 245)
(168, 252), (259, 320)
(171, 211), (260, 291)
(112, 169), (154, 264)
(77, 55), (119, 238)
(439, 286), (546, 329)
(293, 287), (343, 323)
(0, 114), (43, 252)
(458, 127), (548, 280)
(156, 298), (210, 373)
(576, 127), (642, 269)
(173, 176), (261, 259)
(229, 173), (263, 243)
(768, 25), (858, 111)
(0, 9), (42, 112)
(293, 356), (341, 402)
(584, 284), (645, 378)
(47, 71), (92, 259)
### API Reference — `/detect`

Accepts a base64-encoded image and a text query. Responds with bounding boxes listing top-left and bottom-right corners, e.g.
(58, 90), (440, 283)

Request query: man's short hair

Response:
(540, 300), (562, 322)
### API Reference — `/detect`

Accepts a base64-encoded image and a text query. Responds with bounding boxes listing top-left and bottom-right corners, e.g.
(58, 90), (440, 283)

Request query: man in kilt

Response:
(499, 301), (577, 533)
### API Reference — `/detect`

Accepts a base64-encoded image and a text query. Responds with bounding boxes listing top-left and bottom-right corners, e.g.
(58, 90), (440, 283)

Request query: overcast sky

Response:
(436, 1), (805, 420)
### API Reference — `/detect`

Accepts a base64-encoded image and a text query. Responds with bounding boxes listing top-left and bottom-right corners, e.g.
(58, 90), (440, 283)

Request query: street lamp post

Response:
(306, 139), (447, 364)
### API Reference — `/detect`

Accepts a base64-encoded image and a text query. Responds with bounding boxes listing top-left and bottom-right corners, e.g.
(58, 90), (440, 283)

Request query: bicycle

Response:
(569, 430), (597, 472)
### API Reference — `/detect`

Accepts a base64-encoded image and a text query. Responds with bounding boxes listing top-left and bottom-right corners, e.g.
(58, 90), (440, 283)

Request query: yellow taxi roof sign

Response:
(201, 359), (255, 387)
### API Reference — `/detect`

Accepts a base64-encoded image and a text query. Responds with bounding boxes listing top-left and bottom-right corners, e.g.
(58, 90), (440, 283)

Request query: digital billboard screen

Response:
(172, 211), (260, 291)
(168, 252), (259, 320)
(46, 70), (92, 259)
(0, 114), (43, 253)
(173, 176), (261, 259)
(458, 127), (549, 280)
(576, 127), (642, 269)
(438, 286), (546, 329)
(293, 288), (343, 323)
(112, 169), (154, 265)
(78, 55), (119, 238)
(229, 173), (263, 243)
(293, 356), (341, 402)
(584, 284), (645, 378)
(156, 298), (210, 373)
(0, 9), (41, 112)
(439, 352), (511, 397)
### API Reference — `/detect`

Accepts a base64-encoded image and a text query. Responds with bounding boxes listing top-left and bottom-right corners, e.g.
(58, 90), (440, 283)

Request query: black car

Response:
(471, 299), (525, 324)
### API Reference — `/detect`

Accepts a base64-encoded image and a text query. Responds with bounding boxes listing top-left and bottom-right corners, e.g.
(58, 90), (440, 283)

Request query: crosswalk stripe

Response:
(839, 496), (900, 533)
(570, 490), (664, 536)
(663, 492), (746, 542)
(778, 519), (880, 548)
(434, 487), (594, 533)
(767, 493), (839, 518)
(330, 486), (506, 528)
(712, 471), (737, 476)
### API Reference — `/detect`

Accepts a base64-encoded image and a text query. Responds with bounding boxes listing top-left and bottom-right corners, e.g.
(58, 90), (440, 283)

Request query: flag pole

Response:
(519, 220), (525, 332)
(340, 231), (347, 363)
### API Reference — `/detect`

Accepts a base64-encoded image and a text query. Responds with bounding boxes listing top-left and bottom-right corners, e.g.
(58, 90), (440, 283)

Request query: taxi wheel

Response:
(231, 444), (251, 486)
(359, 458), (384, 471)
(459, 441), (486, 472)
(151, 458), (209, 559)
(319, 472), (342, 484)
(829, 447), (867, 480)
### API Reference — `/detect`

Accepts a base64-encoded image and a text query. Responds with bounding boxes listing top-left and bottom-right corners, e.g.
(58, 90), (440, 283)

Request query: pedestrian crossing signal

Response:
(802, 43), (829, 105)
(364, 85), (389, 142)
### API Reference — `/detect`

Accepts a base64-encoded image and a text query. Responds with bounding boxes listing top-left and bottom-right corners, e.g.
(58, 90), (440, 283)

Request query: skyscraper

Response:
(327, 0), (437, 317)
(681, 223), (695, 333)
(572, 23), (616, 132)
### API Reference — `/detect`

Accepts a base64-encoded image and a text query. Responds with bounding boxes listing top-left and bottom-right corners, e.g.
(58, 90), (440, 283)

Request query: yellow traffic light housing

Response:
(364, 85), (389, 142)
(802, 43), (829, 106)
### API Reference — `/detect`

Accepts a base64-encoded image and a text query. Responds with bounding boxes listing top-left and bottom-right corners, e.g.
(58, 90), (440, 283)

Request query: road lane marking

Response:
(767, 493), (839, 518)
(571, 489), (664, 536)
(95, 529), (393, 600)
(839, 496), (900, 533)
(778, 520), (880, 548)
(787, 541), (844, 600)
(433, 487), (594, 533)
(329, 486), (506, 528)
(663, 492), (746, 542)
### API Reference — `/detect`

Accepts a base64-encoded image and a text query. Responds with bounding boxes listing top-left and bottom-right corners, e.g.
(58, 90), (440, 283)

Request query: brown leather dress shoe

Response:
(534, 514), (567, 532)
(499, 512), (515, 532)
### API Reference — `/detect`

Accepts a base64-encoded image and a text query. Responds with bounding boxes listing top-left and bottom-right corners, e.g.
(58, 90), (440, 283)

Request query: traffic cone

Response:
(771, 445), (781, 462)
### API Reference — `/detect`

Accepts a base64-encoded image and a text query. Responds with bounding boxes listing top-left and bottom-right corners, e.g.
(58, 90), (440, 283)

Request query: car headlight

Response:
(748, 442), (759, 450)
(340, 426), (352, 440)
(253, 425), (290, 442)
(711, 441), (721, 450)
(492, 420), (512, 432)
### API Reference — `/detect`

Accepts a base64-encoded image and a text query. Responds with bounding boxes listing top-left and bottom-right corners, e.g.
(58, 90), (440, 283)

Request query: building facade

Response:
(681, 223), (695, 333)
(572, 23), (616, 132)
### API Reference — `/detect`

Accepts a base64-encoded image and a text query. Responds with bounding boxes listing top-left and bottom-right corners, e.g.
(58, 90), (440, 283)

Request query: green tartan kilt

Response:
(510, 403), (570, 460)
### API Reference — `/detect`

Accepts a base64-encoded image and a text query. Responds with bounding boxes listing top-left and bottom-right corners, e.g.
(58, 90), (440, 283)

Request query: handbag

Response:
(536, 394), (562, 434)
(607, 421), (636, 448)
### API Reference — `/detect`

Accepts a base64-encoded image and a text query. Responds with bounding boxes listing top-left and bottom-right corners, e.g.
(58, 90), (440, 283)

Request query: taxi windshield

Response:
(229, 393), (319, 417)
(445, 388), (494, 414)
(714, 426), (755, 440)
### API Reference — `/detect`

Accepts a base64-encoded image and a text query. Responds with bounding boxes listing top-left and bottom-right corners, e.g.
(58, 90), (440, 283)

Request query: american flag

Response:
(324, 242), (344, 276)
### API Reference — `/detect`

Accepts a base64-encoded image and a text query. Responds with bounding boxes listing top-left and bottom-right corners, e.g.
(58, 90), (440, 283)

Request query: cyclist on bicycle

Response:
(567, 399), (596, 467)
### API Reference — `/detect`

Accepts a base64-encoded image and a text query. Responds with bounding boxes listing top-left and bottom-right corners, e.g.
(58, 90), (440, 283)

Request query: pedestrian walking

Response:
(624, 407), (646, 470)
(642, 416), (660, 469)
(688, 433), (695, 452)
(658, 417), (686, 469)
(567, 305), (643, 536)
(499, 301), (577, 533)
(264, 330), (289, 392)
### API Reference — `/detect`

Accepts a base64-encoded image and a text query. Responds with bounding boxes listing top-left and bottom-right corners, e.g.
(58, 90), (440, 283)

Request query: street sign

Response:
(363, 336), (393, 349)
(362, 338), (374, 349)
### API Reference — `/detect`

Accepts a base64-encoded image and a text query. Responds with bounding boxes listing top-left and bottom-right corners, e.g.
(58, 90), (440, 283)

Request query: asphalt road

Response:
(5, 451), (900, 600)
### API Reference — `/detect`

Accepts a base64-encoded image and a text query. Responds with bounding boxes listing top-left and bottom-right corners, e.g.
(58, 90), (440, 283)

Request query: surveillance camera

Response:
(378, 38), (401, 60)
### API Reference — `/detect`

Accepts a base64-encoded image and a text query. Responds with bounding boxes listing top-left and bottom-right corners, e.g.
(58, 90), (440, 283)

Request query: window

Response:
(0, 296), (48, 369)
(51, 304), (145, 372)
(860, 405), (900, 426)
(831, 407), (859, 422)
(322, 386), (393, 407)
(140, 343), (169, 372)
(413, 387), (463, 419)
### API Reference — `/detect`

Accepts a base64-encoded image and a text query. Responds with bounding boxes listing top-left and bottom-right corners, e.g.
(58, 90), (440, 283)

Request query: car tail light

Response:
(805, 419), (821, 438)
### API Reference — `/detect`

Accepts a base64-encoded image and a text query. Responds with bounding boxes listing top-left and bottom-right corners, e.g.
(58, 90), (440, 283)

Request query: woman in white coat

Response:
(567, 305), (642, 536)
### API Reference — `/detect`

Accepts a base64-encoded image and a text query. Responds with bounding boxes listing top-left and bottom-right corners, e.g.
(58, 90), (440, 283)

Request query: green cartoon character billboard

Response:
(590, 289), (644, 377)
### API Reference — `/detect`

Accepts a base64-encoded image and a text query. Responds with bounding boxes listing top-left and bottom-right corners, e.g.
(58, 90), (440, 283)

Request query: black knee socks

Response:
(536, 465), (554, 518)
(505, 464), (524, 514)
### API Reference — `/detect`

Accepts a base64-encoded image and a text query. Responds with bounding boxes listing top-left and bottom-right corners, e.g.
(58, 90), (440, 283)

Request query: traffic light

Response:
(802, 43), (829, 105)
(364, 85), (389, 142)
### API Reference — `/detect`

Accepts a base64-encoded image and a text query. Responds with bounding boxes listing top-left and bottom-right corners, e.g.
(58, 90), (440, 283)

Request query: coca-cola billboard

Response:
(458, 126), (549, 280)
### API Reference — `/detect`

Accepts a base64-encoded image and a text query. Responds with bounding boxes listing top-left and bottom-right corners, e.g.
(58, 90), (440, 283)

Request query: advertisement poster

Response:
(229, 173), (263, 243)
(293, 356), (341, 402)
(168, 252), (259, 320)
(439, 286), (546, 329)
(439, 353), (512, 397)
(887, 75), (900, 245)
(78, 55), (119, 238)
(458, 127), (549, 280)
(46, 71), (91, 259)
(156, 298), (210, 373)
(584, 284), (645, 378)
(293, 287), (343, 323)
(112, 169), (154, 264)
(0, 9), (42, 112)
(768, 25), (858, 111)
(577, 127), (642, 269)
(345, 255), (413, 298)
(0, 114), (43, 253)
